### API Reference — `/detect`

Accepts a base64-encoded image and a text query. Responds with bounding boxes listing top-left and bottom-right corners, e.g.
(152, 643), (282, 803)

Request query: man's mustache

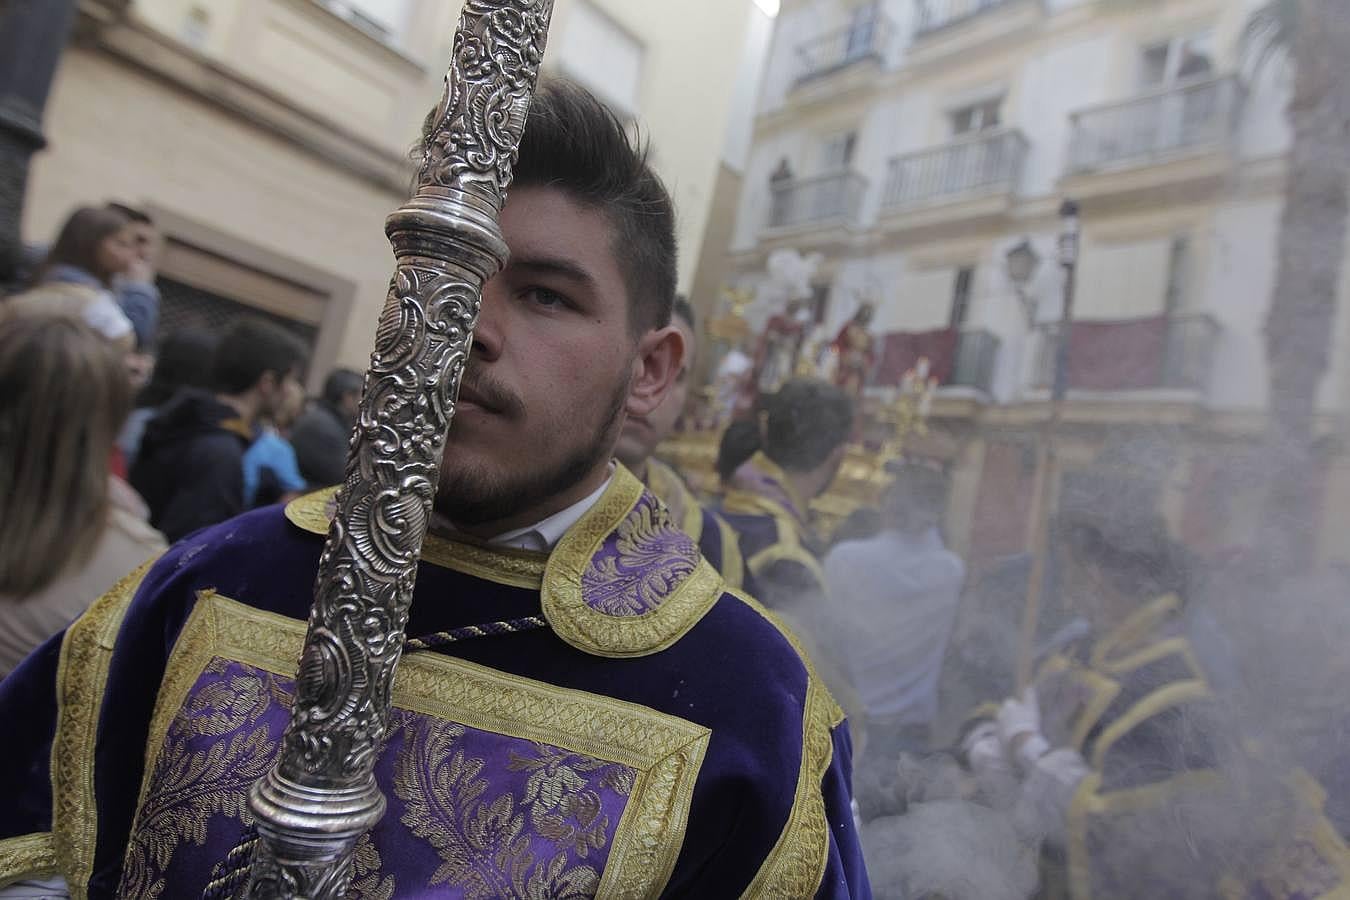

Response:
(456, 369), (524, 419)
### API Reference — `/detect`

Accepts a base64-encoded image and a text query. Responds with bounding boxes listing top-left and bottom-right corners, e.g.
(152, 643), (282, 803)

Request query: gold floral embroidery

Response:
(349, 832), (397, 900)
(121, 659), (283, 899)
(738, 677), (836, 899)
(545, 465), (723, 659)
(51, 558), (157, 900)
(285, 487), (547, 589)
(582, 497), (697, 617)
(647, 459), (745, 591)
(148, 593), (710, 898)
(392, 714), (621, 898)
(292, 469), (724, 658)
(512, 745), (634, 857)
(0, 833), (57, 889)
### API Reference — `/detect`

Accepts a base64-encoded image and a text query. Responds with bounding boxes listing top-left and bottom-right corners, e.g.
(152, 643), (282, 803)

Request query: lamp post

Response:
(1016, 199), (1081, 688)
(1004, 237), (1042, 327)
(0, 0), (79, 288)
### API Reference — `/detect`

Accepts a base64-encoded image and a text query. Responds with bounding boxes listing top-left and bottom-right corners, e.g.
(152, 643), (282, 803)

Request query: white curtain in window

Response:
(1075, 239), (1171, 320)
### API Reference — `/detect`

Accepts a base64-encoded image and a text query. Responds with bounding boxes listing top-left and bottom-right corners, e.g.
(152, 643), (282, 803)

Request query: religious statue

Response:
(832, 301), (876, 395)
(753, 296), (811, 394)
(751, 248), (821, 396)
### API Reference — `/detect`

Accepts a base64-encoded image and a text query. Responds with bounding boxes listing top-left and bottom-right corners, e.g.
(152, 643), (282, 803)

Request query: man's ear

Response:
(256, 370), (279, 397)
(627, 324), (685, 418)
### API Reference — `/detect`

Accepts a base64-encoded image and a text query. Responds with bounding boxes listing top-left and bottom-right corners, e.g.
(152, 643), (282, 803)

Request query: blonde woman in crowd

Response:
(0, 307), (165, 678)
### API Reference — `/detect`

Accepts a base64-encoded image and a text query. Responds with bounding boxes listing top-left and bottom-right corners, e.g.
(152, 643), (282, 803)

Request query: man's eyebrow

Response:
(508, 254), (598, 290)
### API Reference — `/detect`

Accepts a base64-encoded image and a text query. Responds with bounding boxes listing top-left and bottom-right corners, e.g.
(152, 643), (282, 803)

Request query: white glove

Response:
(1013, 747), (1091, 847)
(961, 722), (1019, 809)
(998, 689), (1050, 771)
(960, 722), (1004, 772)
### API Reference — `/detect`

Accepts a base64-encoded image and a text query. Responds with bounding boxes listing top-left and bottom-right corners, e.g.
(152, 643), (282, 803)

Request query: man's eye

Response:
(524, 287), (568, 309)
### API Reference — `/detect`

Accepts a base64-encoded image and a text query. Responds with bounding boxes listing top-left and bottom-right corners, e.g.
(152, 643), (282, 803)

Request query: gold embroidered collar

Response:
(1089, 593), (1181, 669)
(285, 487), (548, 589)
(284, 465), (723, 658)
(645, 457), (704, 543)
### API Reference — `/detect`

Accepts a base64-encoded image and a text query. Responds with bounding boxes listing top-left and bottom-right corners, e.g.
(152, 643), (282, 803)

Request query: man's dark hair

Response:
(716, 419), (761, 484)
(762, 378), (854, 472)
(883, 462), (949, 534)
(211, 318), (307, 395)
(139, 328), (219, 407)
(511, 79), (677, 335)
(673, 296), (695, 332)
(105, 202), (153, 226)
(322, 367), (363, 407)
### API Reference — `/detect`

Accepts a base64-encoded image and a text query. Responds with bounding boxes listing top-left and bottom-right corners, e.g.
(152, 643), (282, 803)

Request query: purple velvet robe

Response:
(720, 453), (829, 610)
(0, 466), (870, 899)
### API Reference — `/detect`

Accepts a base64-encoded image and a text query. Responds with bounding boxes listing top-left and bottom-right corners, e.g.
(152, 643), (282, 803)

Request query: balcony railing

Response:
(914, 0), (1024, 37)
(767, 171), (869, 231)
(1067, 76), (1243, 173)
(795, 14), (894, 85)
(1032, 314), (1219, 392)
(881, 128), (1028, 211)
(951, 329), (1001, 394)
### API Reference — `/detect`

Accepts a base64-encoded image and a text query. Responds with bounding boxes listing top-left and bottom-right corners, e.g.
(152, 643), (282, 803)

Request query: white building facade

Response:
(724, 0), (1350, 566)
(26, 0), (756, 376)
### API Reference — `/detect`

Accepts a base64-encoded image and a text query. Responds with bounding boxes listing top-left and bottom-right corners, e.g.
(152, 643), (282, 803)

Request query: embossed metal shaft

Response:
(241, 3), (554, 897)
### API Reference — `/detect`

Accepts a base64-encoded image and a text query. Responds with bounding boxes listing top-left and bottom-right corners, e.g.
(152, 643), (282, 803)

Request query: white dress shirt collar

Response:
(487, 467), (615, 552)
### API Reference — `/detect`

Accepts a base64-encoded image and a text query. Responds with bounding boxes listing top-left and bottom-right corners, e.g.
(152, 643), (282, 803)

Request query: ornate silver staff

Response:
(241, 2), (554, 896)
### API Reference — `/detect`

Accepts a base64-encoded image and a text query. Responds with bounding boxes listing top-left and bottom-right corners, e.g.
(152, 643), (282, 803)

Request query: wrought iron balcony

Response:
(1032, 314), (1219, 392)
(914, 0), (1025, 37)
(795, 13), (893, 85)
(766, 171), (869, 231)
(1067, 76), (1243, 173)
(881, 128), (1028, 212)
(951, 329), (1001, 394)
(873, 326), (998, 393)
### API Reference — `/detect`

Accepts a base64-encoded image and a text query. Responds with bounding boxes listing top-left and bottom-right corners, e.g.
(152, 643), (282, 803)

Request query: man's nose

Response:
(471, 276), (506, 363)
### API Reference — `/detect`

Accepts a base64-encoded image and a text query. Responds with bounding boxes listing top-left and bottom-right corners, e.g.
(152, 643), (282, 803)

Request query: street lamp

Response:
(1052, 199), (1081, 402)
(0, 1), (80, 289)
(1004, 238), (1042, 326)
(1016, 198), (1081, 688)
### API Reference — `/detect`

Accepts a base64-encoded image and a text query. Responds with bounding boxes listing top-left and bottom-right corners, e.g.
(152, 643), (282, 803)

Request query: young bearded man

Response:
(130, 317), (307, 541)
(613, 296), (746, 589)
(0, 81), (870, 899)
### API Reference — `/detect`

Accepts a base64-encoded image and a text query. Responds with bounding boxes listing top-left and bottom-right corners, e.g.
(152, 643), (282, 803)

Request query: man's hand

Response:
(998, 689), (1051, 772)
(126, 258), (156, 284)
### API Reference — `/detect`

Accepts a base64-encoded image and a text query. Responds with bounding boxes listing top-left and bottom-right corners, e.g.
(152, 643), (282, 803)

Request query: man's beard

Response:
(434, 372), (629, 528)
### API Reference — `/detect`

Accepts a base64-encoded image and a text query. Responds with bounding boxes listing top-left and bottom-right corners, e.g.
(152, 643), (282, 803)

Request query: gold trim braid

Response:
(543, 465), (725, 659)
(0, 833), (58, 890)
(51, 559), (156, 900)
(738, 677), (836, 899)
(285, 487), (548, 589)
(142, 592), (711, 898)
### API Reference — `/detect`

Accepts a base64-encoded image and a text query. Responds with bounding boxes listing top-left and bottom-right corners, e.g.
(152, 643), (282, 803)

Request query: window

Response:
(180, 5), (210, 49)
(950, 266), (975, 329)
(844, 3), (879, 61)
(950, 98), (1002, 136)
(556, 1), (645, 116)
(317, 0), (415, 45)
(818, 131), (858, 172)
(1139, 33), (1215, 87)
(1163, 236), (1190, 314)
(809, 282), (831, 325)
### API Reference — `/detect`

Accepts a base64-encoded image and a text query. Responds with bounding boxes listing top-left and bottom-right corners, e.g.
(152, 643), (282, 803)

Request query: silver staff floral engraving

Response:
(241, 2), (554, 897)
